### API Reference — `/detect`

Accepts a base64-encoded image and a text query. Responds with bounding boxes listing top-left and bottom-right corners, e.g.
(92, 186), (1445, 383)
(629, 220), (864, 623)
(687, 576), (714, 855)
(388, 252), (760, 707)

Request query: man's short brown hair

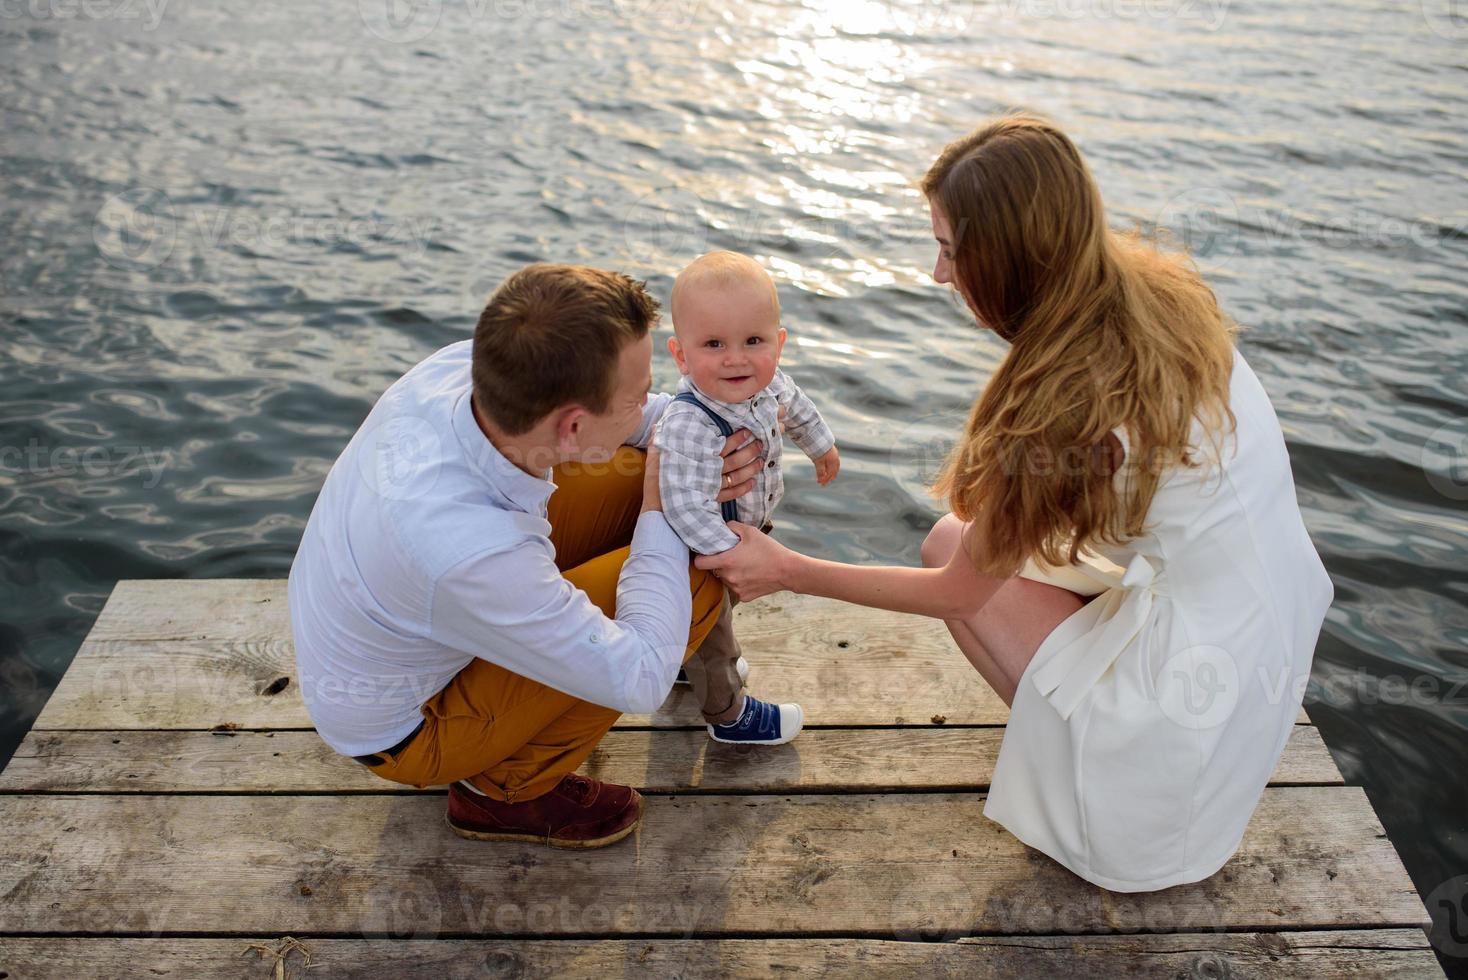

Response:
(472, 264), (659, 435)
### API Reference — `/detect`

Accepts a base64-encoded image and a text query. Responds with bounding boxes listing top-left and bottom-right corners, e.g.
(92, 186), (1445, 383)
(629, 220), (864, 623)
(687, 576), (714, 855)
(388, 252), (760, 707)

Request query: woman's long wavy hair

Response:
(924, 113), (1240, 578)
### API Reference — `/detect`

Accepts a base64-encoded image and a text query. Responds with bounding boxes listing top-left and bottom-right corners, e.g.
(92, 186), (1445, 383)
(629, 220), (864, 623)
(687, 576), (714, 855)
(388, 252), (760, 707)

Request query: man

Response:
(288, 264), (763, 848)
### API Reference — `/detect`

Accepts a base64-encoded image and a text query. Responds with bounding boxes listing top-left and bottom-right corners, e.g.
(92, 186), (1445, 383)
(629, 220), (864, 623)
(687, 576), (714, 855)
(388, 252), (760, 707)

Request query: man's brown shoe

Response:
(446, 775), (644, 849)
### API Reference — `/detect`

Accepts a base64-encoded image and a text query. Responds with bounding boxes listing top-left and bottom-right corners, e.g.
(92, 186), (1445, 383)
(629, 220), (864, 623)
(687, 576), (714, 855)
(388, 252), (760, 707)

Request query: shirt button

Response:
(767, 493), (774, 501)
(767, 460), (775, 468)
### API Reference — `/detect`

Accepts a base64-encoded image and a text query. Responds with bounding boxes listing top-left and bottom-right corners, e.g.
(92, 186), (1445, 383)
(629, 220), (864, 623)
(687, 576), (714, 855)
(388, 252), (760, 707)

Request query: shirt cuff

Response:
(632, 510), (689, 559)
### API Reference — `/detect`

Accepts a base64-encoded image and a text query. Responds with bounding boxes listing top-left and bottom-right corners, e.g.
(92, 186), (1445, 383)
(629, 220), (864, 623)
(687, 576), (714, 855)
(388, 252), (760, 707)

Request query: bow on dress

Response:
(1029, 552), (1168, 721)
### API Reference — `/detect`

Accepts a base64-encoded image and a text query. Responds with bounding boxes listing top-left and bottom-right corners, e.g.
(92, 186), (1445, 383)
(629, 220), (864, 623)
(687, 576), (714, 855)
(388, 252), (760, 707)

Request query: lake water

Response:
(2, 0), (1465, 969)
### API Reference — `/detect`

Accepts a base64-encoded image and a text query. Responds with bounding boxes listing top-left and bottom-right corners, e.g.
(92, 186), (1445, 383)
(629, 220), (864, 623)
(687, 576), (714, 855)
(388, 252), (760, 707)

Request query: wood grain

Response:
(0, 788), (1427, 936)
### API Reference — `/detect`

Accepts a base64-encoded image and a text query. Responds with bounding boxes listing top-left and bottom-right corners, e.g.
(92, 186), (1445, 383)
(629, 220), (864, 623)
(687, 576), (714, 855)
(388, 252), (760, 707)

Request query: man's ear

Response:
(667, 336), (689, 375)
(553, 405), (586, 456)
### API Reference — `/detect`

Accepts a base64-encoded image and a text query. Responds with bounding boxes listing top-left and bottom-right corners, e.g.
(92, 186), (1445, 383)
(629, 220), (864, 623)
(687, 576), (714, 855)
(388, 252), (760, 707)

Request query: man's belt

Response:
(353, 718), (425, 767)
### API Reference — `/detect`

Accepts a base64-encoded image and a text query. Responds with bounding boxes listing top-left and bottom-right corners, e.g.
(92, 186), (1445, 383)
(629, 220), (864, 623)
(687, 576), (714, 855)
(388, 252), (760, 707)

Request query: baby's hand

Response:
(813, 446), (840, 486)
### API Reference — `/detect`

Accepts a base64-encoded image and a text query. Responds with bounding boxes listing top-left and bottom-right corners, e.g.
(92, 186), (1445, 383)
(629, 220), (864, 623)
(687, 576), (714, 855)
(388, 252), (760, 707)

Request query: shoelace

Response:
(560, 774), (595, 804)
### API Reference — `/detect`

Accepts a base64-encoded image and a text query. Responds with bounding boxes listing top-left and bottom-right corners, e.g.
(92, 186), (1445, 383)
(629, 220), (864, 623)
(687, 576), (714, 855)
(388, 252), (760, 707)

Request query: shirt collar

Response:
(451, 388), (556, 516)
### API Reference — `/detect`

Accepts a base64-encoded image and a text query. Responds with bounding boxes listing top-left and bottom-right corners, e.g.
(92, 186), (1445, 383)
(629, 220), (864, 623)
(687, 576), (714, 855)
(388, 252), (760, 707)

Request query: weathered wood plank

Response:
(33, 582), (1310, 729)
(0, 788), (1427, 936)
(0, 932), (1446, 979)
(0, 726), (1344, 794)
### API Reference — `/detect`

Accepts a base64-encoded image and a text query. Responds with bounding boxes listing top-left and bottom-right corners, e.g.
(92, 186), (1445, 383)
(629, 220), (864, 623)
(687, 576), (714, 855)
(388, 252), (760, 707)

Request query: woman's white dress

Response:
(985, 345), (1334, 892)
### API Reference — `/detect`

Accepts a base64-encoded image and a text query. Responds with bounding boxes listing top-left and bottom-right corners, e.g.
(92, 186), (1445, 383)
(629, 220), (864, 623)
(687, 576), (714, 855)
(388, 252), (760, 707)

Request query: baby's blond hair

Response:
(670, 251), (780, 332)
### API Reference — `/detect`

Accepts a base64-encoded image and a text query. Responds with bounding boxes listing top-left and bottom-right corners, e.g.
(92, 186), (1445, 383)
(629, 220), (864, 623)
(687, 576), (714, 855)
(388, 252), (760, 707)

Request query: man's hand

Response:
(641, 435), (663, 514)
(813, 446), (840, 486)
(715, 428), (764, 504)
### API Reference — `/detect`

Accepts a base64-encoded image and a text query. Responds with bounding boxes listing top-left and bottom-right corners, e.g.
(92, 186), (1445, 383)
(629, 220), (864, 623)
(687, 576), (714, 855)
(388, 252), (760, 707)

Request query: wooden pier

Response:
(0, 579), (1442, 977)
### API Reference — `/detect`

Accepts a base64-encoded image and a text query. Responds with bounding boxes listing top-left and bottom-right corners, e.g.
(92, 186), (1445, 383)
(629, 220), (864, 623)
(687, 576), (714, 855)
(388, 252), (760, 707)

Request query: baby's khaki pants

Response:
(681, 521), (772, 725)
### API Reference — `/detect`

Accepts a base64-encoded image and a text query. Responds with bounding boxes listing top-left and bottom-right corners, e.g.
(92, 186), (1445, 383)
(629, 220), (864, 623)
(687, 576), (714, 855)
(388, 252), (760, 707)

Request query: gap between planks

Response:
(0, 726), (1344, 794)
(0, 932), (1446, 979)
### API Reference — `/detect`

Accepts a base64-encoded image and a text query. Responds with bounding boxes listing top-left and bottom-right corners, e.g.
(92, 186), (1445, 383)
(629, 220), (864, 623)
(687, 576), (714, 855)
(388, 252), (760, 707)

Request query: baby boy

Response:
(653, 250), (839, 745)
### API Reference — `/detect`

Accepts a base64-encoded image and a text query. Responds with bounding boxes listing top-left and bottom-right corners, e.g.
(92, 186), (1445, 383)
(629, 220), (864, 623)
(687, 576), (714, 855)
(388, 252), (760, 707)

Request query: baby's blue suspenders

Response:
(671, 391), (741, 524)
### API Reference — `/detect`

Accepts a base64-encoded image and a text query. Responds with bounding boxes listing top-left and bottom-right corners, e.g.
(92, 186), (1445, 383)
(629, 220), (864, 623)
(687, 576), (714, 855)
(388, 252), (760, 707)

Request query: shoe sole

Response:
(445, 796), (644, 849)
(706, 704), (803, 746)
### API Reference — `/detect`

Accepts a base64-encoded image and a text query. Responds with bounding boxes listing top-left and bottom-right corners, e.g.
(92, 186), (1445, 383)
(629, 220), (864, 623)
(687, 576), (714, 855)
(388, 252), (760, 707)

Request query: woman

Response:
(697, 113), (1335, 892)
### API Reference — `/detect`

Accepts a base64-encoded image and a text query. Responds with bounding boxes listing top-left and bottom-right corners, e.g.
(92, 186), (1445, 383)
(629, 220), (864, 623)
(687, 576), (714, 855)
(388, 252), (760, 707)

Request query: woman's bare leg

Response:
(921, 514), (1086, 707)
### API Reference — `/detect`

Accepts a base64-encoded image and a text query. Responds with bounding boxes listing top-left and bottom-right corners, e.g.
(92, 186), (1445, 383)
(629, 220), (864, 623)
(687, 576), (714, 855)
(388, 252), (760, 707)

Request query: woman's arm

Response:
(696, 519), (1008, 620)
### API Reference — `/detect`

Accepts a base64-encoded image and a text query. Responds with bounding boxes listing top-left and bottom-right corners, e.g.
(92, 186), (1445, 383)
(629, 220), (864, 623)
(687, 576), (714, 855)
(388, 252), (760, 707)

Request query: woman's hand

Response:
(694, 523), (800, 602)
(715, 428), (764, 504)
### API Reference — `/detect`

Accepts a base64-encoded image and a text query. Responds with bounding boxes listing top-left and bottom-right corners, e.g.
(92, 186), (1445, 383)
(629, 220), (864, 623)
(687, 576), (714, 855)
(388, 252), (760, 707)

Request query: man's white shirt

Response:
(287, 339), (686, 757)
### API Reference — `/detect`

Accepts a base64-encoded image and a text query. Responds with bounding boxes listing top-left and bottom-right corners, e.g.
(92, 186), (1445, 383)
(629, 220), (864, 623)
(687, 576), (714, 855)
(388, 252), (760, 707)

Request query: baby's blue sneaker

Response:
(707, 694), (803, 746)
(675, 656), (749, 687)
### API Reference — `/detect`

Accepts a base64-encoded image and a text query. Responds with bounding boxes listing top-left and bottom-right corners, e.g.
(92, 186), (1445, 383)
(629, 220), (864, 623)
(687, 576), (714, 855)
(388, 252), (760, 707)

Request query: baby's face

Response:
(669, 279), (785, 403)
